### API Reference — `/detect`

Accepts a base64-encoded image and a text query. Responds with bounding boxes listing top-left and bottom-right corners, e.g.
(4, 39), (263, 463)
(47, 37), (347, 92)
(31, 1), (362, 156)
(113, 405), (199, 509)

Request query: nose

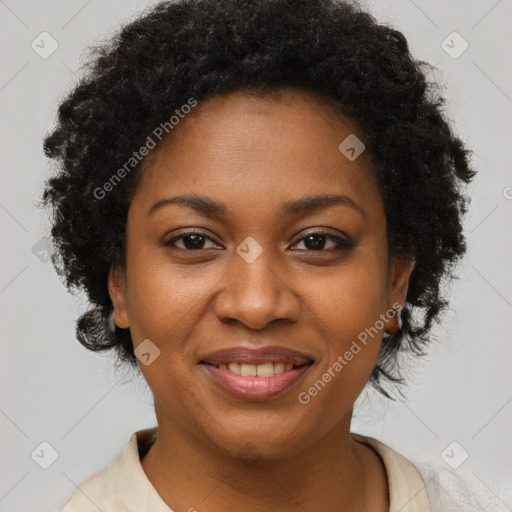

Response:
(213, 250), (301, 330)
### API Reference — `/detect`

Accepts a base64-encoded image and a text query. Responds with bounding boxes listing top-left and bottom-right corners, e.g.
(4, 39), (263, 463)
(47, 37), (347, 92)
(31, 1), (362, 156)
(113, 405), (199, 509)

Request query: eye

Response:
(164, 231), (220, 251)
(291, 231), (355, 252)
(164, 230), (355, 252)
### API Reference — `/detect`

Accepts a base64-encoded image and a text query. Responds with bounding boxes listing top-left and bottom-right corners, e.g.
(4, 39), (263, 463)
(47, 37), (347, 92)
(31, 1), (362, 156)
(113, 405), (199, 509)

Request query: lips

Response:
(199, 345), (314, 400)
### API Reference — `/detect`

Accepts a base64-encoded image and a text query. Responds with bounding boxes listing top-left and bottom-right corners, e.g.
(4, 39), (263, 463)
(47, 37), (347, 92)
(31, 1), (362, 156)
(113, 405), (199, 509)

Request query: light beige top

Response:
(60, 427), (433, 511)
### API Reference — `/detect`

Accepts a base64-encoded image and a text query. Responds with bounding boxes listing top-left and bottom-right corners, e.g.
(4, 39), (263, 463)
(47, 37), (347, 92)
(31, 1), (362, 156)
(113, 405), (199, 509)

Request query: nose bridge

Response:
(236, 247), (281, 301)
(213, 242), (300, 329)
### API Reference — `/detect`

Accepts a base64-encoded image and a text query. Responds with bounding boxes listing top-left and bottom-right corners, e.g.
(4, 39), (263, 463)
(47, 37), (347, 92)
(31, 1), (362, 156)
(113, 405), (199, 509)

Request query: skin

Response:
(109, 87), (415, 512)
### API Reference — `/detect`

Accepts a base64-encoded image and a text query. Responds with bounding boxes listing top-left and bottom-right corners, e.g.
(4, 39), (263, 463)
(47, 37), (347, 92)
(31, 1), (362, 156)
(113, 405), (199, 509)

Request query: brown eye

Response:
(164, 232), (218, 251)
(291, 232), (355, 252)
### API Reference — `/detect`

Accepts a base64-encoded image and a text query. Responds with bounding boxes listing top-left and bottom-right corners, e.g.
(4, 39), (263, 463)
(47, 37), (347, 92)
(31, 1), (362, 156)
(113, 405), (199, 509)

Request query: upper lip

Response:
(200, 345), (314, 366)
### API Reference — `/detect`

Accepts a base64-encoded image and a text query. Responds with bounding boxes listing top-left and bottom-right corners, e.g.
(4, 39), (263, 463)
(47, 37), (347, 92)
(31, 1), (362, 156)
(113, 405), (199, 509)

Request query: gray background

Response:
(1, 0), (511, 510)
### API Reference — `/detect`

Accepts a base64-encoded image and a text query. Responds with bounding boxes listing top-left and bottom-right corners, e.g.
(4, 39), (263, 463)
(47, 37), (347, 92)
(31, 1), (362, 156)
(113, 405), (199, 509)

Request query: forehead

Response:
(132, 87), (383, 222)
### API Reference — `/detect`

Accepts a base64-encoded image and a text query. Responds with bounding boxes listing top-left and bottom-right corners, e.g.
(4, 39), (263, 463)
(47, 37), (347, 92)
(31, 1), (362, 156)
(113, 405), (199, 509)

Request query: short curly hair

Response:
(41, 0), (475, 396)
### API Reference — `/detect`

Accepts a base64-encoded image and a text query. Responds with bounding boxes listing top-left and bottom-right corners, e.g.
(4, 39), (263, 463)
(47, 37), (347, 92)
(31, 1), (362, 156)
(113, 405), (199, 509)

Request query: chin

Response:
(199, 415), (314, 462)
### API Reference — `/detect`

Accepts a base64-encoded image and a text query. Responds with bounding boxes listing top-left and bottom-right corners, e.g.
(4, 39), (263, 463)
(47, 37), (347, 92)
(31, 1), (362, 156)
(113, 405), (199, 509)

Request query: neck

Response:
(141, 405), (388, 511)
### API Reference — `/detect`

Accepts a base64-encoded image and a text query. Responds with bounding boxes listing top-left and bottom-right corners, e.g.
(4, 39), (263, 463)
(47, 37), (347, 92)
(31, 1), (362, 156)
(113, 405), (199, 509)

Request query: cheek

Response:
(307, 252), (388, 391)
(123, 258), (211, 410)
(315, 250), (388, 341)
(124, 253), (213, 346)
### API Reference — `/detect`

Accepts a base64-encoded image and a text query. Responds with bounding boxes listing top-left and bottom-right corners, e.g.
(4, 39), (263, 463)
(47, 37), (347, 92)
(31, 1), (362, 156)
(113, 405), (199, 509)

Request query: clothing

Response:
(59, 427), (481, 512)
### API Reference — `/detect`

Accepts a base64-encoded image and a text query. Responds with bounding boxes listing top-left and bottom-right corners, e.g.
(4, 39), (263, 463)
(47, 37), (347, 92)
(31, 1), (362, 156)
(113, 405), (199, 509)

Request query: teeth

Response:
(240, 364), (257, 376)
(218, 362), (300, 376)
(274, 362), (285, 374)
(228, 362), (240, 374)
(256, 363), (275, 377)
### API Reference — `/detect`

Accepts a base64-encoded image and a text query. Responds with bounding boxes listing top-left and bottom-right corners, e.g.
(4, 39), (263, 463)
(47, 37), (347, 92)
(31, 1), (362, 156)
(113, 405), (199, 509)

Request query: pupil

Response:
(184, 235), (204, 250)
(306, 234), (326, 250)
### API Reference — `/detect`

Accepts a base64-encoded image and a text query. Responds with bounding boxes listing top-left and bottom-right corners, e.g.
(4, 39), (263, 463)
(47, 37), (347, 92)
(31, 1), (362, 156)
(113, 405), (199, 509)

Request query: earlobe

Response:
(384, 256), (415, 334)
(108, 265), (130, 329)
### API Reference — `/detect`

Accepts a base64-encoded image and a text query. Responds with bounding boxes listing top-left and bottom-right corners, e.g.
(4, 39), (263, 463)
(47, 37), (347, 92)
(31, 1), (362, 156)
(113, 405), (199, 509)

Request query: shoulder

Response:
(59, 464), (110, 512)
(352, 432), (431, 511)
(352, 433), (486, 512)
(414, 462), (488, 512)
(59, 427), (164, 512)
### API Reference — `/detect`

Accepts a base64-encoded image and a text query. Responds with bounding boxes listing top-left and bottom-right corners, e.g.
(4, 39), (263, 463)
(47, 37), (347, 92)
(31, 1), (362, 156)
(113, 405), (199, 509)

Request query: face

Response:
(109, 88), (414, 460)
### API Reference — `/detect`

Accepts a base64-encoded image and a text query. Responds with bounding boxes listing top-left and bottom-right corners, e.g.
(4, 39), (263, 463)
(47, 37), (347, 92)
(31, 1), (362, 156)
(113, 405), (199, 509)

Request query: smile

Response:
(199, 344), (315, 400)
(201, 362), (313, 400)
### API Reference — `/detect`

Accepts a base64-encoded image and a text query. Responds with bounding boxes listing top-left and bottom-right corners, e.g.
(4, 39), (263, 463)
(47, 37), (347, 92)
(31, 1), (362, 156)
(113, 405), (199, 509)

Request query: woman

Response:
(42, 0), (480, 510)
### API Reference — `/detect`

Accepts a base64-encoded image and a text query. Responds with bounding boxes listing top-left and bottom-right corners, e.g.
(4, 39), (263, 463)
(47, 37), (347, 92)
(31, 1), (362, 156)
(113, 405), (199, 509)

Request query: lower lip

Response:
(201, 363), (312, 400)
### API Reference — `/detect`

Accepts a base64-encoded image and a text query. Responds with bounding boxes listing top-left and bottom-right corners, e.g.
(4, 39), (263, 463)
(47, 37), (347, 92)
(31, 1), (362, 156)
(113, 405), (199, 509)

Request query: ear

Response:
(108, 265), (130, 329)
(385, 254), (416, 317)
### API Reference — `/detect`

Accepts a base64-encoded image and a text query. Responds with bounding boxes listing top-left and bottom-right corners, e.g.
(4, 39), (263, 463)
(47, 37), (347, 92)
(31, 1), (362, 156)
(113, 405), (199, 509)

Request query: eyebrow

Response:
(148, 193), (365, 219)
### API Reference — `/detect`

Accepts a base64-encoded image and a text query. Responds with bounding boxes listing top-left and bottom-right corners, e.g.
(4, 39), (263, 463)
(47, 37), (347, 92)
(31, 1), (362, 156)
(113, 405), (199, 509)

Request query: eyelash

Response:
(164, 230), (355, 252)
